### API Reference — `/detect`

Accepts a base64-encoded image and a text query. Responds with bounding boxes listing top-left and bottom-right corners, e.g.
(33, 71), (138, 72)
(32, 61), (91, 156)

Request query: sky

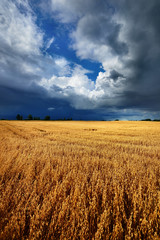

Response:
(0, 0), (160, 120)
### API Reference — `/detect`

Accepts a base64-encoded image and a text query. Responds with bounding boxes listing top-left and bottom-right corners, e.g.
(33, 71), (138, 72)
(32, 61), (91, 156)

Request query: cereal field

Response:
(0, 121), (160, 239)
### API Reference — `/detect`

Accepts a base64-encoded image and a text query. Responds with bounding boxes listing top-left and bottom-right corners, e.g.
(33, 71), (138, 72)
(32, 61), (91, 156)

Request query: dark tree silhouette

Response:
(16, 114), (23, 120)
(34, 117), (40, 120)
(44, 116), (50, 120)
(141, 119), (151, 121)
(28, 114), (33, 120)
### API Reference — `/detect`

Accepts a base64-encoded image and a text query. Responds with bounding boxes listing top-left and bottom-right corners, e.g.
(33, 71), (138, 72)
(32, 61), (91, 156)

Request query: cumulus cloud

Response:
(0, 0), (44, 90)
(39, 64), (126, 110)
(39, 64), (94, 108)
(0, 0), (43, 55)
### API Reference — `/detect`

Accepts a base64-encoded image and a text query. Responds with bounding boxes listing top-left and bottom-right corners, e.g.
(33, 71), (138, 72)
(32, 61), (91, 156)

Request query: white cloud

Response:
(45, 37), (55, 50)
(0, 0), (43, 55)
(0, 0), (45, 90)
(48, 107), (55, 111)
(39, 64), (126, 109)
(40, 64), (94, 92)
(54, 57), (72, 76)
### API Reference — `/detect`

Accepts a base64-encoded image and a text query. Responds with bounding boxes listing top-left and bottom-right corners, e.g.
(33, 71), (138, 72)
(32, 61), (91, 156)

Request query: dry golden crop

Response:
(0, 120), (160, 240)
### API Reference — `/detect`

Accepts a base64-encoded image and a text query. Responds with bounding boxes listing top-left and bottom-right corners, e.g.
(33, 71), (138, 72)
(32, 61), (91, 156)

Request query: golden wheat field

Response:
(0, 120), (160, 240)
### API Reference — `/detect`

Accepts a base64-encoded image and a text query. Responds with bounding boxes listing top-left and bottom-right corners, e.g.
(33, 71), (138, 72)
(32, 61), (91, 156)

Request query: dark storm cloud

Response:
(75, 14), (128, 56)
(114, 0), (160, 111)
(0, 84), (71, 119)
(109, 70), (124, 81)
(0, 85), (44, 118)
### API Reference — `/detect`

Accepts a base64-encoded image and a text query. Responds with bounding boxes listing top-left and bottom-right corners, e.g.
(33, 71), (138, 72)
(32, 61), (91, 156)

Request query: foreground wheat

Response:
(0, 121), (160, 239)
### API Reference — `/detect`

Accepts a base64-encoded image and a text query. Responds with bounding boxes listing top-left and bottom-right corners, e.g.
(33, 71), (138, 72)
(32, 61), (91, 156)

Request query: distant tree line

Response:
(16, 114), (51, 121)
(141, 118), (160, 121)
(16, 114), (73, 121)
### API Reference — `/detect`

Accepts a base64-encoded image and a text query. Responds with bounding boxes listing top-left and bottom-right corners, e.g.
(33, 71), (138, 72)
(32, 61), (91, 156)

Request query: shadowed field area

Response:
(0, 121), (160, 239)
